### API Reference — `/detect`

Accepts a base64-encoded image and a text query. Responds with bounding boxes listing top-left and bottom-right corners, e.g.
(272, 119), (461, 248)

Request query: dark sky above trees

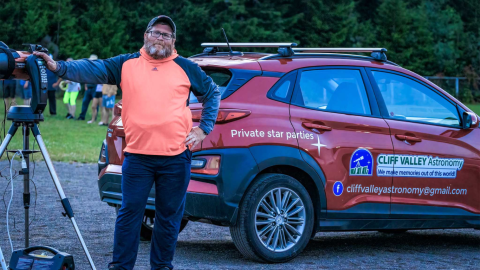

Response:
(0, 0), (478, 77)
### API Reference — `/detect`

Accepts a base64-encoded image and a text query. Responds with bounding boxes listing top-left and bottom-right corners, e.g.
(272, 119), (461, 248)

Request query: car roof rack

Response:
(199, 43), (389, 62)
(201, 43), (298, 57)
(292, 47), (388, 61)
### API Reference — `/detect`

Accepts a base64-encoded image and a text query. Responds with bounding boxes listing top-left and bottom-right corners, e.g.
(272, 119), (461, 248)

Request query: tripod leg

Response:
(0, 123), (19, 159)
(21, 124), (31, 248)
(0, 246), (7, 270)
(31, 124), (97, 270)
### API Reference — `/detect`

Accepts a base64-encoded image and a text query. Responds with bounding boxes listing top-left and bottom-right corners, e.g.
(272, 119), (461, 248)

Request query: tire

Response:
(114, 205), (189, 241)
(230, 173), (314, 263)
(378, 229), (408, 234)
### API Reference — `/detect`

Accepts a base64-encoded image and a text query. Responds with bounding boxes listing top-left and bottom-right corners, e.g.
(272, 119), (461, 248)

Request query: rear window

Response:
(189, 69), (232, 103)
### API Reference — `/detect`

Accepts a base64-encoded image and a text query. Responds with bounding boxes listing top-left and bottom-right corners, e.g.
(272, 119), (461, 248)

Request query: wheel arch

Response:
(232, 145), (327, 230)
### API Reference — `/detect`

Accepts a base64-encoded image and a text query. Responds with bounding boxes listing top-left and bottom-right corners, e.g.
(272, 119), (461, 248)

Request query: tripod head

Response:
(0, 41), (48, 122)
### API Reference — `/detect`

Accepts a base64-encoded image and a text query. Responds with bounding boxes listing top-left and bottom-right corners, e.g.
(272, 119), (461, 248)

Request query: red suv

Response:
(98, 44), (480, 263)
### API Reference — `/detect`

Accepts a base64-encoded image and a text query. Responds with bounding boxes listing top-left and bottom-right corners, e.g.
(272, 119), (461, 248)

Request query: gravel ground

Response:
(0, 160), (478, 269)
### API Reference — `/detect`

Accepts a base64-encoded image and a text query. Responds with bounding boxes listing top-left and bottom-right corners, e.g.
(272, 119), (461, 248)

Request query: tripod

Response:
(0, 106), (96, 270)
(0, 246), (7, 270)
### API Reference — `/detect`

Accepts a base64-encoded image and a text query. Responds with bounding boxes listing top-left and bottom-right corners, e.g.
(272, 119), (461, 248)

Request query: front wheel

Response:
(230, 173), (314, 263)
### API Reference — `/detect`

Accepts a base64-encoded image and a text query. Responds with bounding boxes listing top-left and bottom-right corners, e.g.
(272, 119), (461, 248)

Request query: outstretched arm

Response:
(33, 52), (139, 86)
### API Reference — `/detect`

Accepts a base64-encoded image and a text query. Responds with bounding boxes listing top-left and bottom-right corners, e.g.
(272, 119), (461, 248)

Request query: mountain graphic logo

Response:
(152, 67), (158, 71)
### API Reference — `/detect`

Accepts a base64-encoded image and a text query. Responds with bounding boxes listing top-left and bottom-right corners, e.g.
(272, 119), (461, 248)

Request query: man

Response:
(77, 54), (99, 120)
(20, 79), (32, 105)
(99, 83), (118, 125)
(34, 15), (220, 270)
(62, 58), (81, 119)
(2, 79), (17, 111)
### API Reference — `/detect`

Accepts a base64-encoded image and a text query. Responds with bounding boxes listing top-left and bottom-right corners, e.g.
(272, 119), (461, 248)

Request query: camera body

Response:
(0, 42), (48, 115)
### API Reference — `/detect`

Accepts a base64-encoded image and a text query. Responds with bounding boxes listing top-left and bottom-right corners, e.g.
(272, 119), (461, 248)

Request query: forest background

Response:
(0, 0), (479, 101)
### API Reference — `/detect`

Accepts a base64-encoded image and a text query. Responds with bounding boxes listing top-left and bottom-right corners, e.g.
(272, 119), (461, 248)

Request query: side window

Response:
(371, 71), (460, 127)
(293, 69), (371, 115)
(274, 81), (290, 99)
(267, 71), (297, 103)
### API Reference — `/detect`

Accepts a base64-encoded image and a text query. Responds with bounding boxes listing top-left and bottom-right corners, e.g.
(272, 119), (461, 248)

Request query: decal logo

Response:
(350, 148), (373, 176)
(377, 154), (464, 178)
(311, 135), (327, 156)
(230, 129), (315, 140)
(333, 181), (344, 196)
(152, 67), (158, 71)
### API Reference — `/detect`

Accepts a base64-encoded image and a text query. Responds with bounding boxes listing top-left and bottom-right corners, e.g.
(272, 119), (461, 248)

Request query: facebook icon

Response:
(333, 181), (344, 196)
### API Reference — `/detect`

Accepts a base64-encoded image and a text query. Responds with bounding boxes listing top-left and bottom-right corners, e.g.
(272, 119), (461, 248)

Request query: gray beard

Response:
(144, 38), (174, 59)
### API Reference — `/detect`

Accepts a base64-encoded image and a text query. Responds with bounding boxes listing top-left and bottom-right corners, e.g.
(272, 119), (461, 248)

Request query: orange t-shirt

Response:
(120, 48), (192, 156)
(55, 47), (221, 155)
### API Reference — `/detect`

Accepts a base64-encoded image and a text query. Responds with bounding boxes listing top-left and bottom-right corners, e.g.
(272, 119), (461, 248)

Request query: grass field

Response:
(466, 104), (480, 115)
(0, 97), (110, 163)
(0, 97), (479, 164)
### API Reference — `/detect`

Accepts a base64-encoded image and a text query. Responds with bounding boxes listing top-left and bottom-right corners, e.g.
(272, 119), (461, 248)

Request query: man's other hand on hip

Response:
(184, 126), (207, 150)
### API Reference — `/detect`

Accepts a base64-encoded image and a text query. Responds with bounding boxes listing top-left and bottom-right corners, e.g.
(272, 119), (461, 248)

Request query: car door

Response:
(367, 69), (480, 219)
(289, 67), (394, 219)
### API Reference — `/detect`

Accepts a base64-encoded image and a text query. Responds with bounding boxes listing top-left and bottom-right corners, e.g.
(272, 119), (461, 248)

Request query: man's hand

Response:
(32, 51), (57, 71)
(184, 126), (207, 150)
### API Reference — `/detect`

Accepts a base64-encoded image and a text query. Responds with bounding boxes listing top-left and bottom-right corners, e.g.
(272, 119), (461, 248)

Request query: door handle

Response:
(395, 134), (421, 142)
(302, 122), (332, 131)
(405, 136), (422, 142)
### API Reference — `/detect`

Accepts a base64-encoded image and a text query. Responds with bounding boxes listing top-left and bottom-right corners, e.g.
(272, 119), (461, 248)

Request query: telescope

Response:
(0, 41), (48, 120)
(0, 41), (96, 269)
(353, 156), (364, 163)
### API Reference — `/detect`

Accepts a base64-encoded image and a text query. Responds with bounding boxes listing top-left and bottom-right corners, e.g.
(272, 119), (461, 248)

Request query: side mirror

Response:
(462, 111), (478, 129)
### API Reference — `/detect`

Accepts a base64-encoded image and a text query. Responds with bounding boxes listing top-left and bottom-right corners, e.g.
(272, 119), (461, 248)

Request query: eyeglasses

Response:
(147, 31), (174, 40)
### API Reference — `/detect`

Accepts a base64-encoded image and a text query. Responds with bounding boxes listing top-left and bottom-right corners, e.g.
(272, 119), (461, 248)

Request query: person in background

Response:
(78, 54), (99, 120)
(88, 84), (103, 123)
(20, 80), (32, 105)
(63, 58), (81, 119)
(2, 79), (17, 111)
(47, 54), (61, 115)
(99, 84), (118, 126)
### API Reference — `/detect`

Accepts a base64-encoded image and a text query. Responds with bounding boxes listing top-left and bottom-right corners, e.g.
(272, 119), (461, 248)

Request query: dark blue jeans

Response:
(79, 88), (96, 119)
(109, 149), (192, 270)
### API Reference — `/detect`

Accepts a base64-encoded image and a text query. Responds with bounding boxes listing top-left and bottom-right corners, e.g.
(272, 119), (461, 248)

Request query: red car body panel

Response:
(190, 56), (262, 71)
(289, 106), (395, 212)
(387, 120), (480, 214)
(202, 76), (300, 150)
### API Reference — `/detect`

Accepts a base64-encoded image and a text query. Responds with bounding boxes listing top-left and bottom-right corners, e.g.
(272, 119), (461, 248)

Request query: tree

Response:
(375, 0), (413, 66)
(75, 0), (127, 59)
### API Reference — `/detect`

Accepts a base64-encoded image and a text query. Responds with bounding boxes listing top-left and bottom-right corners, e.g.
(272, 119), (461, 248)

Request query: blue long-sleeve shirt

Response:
(54, 48), (220, 155)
